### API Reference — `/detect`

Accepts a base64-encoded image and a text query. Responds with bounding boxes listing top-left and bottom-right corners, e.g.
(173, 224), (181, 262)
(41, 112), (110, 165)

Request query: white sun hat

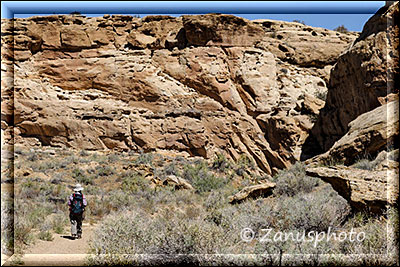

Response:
(73, 183), (84, 191)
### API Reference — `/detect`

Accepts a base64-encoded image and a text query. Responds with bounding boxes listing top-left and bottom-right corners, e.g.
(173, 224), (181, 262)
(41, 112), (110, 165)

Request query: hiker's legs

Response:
(77, 214), (83, 237)
(70, 214), (77, 236)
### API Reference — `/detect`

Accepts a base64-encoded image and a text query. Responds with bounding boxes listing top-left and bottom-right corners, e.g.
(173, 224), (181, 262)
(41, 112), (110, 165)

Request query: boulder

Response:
(161, 175), (194, 190)
(306, 166), (398, 214)
(307, 100), (399, 166)
(229, 182), (276, 204)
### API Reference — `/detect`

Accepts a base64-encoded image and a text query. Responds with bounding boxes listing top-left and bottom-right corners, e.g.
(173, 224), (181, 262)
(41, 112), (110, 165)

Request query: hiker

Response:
(67, 183), (87, 239)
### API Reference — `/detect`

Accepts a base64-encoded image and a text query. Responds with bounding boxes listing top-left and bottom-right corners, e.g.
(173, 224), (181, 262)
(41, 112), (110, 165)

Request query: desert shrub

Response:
(63, 155), (79, 165)
(50, 173), (64, 184)
(87, 189), (139, 218)
(273, 162), (319, 197)
(193, 172), (226, 193)
(272, 187), (350, 232)
(334, 25), (349, 33)
(352, 158), (376, 170)
(72, 167), (85, 180)
(79, 149), (89, 157)
(86, 196), (106, 218)
(339, 215), (388, 255)
(51, 214), (68, 234)
(78, 175), (94, 185)
(183, 161), (227, 193)
(84, 184), (101, 195)
(204, 191), (228, 212)
(19, 178), (64, 201)
(19, 179), (41, 199)
(14, 218), (34, 245)
(293, 19), (306, 25)
(323, 157), (345, 166)
(121, 172), (149, 193)
(95, 165), (115, 177)
(212, 153), (231, 172)
(34, 160), (60, 172)
(88, 209), (232, 265)
(37, 231), (53, 241)
(107, 153), (120, 163)
(134, 152), (154, 165)
(345, 211), (368, 228)
(38, 221), (54, 241)
(164, 161), (179, 175)
(27, 205), (53, 226)
(154, 161), (180, 179)
(57, 158), (70, 169)
(26, 151), (39, 161)
(1, 193), (14, 255)
(234, 154), (255, 176)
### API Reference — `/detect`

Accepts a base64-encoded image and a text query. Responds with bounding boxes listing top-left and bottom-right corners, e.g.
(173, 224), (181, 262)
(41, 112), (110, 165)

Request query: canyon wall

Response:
(1, 13), (358, 174)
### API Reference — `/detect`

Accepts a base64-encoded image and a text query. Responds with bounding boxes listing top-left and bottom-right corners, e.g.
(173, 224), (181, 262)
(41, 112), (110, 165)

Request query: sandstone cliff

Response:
(1, 13), (357, 174)
(302, 2), (399, 159)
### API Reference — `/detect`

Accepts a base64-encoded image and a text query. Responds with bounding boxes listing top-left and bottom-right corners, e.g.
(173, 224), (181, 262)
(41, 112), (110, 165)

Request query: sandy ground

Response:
(3, 223), (97, 266)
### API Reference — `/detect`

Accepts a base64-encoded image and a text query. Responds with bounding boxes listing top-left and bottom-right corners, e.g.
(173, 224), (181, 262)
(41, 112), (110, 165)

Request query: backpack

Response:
(71, 193), (84, 214)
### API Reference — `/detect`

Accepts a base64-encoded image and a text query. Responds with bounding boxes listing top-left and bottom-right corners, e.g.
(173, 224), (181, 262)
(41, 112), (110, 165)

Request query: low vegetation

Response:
(334, 25), (349, 33)
(4, 146), (396, 266)
(292, 19), (306, 25)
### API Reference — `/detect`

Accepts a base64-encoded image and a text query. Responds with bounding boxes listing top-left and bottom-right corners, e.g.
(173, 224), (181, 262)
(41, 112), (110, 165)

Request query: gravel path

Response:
(5, 223), (97, 266)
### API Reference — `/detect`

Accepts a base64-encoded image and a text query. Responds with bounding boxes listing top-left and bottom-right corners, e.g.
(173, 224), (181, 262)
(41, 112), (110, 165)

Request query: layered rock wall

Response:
(1, 14), (357, 174)
(302, 3), (399, 159)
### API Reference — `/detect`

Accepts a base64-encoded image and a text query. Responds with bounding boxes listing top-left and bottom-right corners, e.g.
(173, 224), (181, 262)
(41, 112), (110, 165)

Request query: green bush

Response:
(38, 230), (54, 241)
(134, 153), (154, 165)
(154, 161), (180, 179)
(183, 161), (227, 193)
(51, 214), (68, 234)
(95, 165), (115, 177)
(234, 154), (255, 176)
(79, 150), (89, 157)
(72, 167), (85, 180)
(212, 153), (231, 172)
(292, 19), (306, 25)
(14, 218), (34, 245)
(334, 25), (349, 33)
(121, 172), (149, 193)
(107, 153), (120, 163)
(19, 179), (41, 199)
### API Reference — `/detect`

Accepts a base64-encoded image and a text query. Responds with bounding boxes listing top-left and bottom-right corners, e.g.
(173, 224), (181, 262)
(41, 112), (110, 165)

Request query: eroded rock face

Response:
(302, 2), (399, 159)
(308, 100), (399, 166)
(1, 13), (356, 175)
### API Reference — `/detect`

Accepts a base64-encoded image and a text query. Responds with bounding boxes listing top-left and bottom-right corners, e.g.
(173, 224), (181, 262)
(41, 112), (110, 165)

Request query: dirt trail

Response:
(6, 223), (97, 266)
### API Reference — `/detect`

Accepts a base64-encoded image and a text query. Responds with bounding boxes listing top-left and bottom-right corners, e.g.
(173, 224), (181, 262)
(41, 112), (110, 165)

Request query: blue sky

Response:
(2, 1), (385, 32)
